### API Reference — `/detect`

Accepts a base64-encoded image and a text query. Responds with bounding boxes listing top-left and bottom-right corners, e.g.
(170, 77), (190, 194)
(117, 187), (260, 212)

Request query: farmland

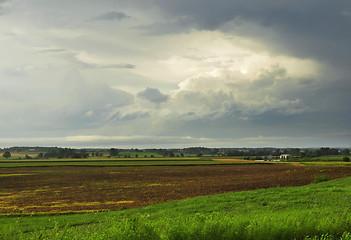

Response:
(1, 156), (351, 239)
(1, 171), (351, 239)
(0, 157), (218, 168)
(1, 163), (351, 214)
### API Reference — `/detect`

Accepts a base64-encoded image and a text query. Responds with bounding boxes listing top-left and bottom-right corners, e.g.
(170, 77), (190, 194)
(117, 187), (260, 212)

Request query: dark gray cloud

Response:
(135, 16), (197, 35)
(101, 63), (135, 69)
(137, 87), (169, 104)
(109, 111), (150, 122)
(84, 62), (135, 69)
(38, 48), (66, 53)
(0, 0), (8, 14)
(140, 0), (351, 70)
(93, 11), (131, 21)
(51, 71), (135, 130)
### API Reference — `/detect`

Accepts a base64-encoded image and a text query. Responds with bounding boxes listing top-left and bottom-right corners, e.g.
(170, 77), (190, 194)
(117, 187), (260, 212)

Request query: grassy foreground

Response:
(1, 177), (351, 239)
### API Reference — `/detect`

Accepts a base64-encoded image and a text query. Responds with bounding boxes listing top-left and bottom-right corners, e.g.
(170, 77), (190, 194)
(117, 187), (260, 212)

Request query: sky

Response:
(0, 0), (350, 148)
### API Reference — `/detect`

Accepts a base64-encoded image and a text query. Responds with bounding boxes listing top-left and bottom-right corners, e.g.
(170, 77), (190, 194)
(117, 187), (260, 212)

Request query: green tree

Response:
(196, 153), (203, 157)
(342, 149), (350, 155)
(3, 151), (11, 159)
(109, 148), (119, 157)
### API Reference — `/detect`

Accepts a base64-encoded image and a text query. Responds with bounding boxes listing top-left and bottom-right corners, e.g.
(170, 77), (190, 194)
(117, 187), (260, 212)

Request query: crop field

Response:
(0, 157), (236, 168)
(1, 164), (351, 215)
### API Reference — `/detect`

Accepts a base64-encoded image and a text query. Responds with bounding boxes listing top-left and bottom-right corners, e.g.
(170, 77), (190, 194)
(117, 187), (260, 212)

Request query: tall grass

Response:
(2, 177), (351, 239)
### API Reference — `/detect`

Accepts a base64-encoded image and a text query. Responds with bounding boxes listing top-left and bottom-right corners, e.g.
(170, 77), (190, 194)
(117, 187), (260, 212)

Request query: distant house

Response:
(280, 154), (292, 160)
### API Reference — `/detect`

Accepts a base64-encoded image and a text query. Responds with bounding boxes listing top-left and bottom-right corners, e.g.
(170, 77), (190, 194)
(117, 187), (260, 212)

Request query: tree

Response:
(342, 149), (350, 155)
(109, 148), (119, 157)
(3, 151), (11, 159)
(79, 150), (89, 158)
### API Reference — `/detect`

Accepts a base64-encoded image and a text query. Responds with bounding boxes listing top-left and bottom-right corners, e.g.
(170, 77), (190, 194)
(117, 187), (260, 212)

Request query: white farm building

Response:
(279, 154), (292, 160)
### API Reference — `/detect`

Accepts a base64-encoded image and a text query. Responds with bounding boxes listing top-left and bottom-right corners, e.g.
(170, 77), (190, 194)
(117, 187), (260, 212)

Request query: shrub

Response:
(343, 157), (350, 162)
(312, 174), (329, 184)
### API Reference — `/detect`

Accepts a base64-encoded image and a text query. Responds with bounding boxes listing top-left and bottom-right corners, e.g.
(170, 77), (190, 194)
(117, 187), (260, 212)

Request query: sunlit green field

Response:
(0, 157), (263, 168)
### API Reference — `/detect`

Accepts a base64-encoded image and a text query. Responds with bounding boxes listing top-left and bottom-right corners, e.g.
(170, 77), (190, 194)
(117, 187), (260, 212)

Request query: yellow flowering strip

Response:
(125, 183), (175, 188)
(48, 201), (134, 208)
(146, 183), (162, 187)
(0, 174), (34, 177)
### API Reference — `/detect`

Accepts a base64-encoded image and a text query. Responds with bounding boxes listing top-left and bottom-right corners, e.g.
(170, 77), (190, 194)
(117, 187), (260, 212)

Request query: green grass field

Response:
(0, 157), (265, 168)
(1, 176), (351, 239)
(298, 155), (350, 162)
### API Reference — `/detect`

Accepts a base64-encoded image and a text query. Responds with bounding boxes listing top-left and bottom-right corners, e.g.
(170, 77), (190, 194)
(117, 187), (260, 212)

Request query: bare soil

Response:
(1, 164), (351, 214)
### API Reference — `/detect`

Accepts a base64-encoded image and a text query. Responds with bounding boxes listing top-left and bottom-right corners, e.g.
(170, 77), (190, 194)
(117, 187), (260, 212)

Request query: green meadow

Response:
(0, 157), (264, 168)
(1, 176), (351, 239)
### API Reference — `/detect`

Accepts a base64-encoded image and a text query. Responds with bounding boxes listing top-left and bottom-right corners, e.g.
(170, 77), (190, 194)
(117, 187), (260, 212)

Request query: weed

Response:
(313, 174), (329, 184)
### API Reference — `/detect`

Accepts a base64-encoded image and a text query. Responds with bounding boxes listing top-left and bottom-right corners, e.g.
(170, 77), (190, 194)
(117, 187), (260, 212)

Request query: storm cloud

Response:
(140, 0), (351, 70)
(92, 11), (131, 21)
(0, 0), (350, 147)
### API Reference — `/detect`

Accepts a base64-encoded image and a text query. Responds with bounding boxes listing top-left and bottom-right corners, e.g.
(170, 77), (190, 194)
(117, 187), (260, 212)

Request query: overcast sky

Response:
(0, 0), (350, 148)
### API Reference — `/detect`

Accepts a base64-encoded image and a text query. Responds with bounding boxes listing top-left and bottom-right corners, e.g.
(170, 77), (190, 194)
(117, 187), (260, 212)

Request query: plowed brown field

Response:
(1, 164), (351, 214)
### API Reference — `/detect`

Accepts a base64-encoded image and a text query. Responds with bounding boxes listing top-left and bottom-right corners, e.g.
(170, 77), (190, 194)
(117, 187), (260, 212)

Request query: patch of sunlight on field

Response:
(124, 183), (176, 189)
(146, 183), (162, 187)
(0, 200), (135, 213)
(147, 183), (176, 187)
(0, 173), (35, 177)
(48, 201), (134, 208)
(213, 158), (254, 162)
(302, 162), (351, 166)
(0, 194), (20, 200)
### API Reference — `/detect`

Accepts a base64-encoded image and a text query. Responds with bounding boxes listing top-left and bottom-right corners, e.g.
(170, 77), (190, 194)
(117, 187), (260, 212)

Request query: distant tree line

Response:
(1, 146), (350, 160)
(39, 148), (89, 159)
(225, 147), (349, 158)
(106, 147), (350, 158)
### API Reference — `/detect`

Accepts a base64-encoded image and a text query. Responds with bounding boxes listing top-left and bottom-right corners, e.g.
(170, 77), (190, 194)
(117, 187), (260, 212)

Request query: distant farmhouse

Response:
(280, 154), (292, 160)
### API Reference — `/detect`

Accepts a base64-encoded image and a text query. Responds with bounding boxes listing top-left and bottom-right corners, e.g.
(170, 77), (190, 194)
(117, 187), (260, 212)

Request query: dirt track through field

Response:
(1, 164), (351, 214)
